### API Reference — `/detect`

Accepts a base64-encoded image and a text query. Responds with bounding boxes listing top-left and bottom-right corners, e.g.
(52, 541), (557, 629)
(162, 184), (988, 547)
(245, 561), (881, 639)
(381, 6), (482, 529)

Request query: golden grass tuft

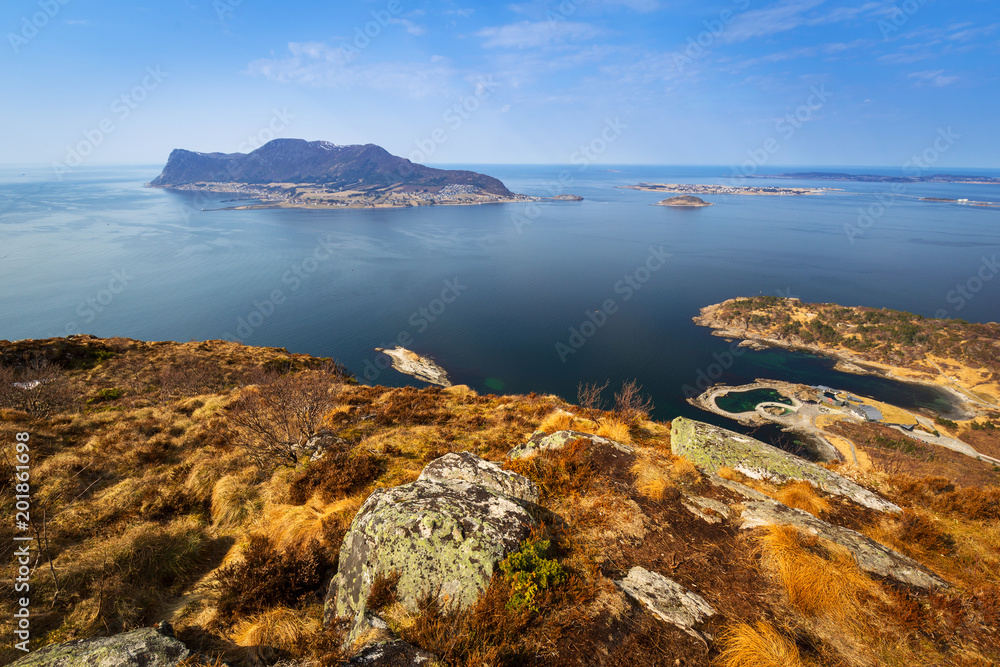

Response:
(776, 481), (831, 517)
(263, 496), (362, 552)
(231, 606), (321, 664)
(539, 410), (575, 434)
(631, 459), (673, 501)
(755, 525), (873, 620)
(670, 456), (700, 483)
(718, 466), (742, 481)
(717, 620), (809, 667)
(211, 470), (264, 530)
(596, 418), (632, 444)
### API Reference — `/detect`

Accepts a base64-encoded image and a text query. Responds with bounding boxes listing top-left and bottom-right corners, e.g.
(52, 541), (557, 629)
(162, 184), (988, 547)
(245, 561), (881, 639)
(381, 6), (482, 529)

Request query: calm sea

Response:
(3, 164), (999, 442)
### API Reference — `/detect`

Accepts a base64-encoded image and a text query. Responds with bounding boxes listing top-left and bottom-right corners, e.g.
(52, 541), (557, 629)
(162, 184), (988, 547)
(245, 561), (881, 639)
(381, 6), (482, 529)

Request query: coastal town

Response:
(165, 181), (535, 210)
(622, 182), (832, 196)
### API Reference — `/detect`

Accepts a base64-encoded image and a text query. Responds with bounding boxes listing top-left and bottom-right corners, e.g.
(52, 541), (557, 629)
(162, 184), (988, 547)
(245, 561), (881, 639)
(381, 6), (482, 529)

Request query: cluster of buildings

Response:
(813, 386), (884, 422)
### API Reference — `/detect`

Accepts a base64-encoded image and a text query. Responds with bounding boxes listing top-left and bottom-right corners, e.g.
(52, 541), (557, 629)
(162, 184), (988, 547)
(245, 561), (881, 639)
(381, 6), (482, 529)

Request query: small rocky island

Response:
(657, 195), (713, 207)
(376, 345), (451, 386)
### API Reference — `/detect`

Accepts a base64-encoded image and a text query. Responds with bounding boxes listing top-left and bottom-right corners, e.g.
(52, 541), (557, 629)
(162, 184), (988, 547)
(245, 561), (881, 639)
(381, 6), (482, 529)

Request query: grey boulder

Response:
(8, 627), (190, 667)
(418, 451), (539, 504)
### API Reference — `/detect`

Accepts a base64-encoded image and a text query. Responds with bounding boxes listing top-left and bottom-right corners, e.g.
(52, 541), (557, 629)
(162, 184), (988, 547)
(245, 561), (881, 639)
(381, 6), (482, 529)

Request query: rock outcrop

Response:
(507, 430), (634, 460)
(328, 455), (538, 640)
(671, 418), (900, 514)
(8, 627), (190, 667)
(739, 499), (948, 589)
(375, 347), (451, 387)
(418, 451), (539, 504)
(616, 567), (716, 641)
(349, 639), (437, 666)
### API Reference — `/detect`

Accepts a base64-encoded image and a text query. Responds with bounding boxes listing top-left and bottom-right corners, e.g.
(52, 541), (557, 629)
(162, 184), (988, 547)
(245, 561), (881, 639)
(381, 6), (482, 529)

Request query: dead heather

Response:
(0, 335), (997, 666)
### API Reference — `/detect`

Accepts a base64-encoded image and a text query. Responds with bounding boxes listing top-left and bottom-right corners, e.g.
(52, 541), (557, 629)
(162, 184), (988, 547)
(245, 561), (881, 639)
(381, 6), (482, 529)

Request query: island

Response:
(656, 195), (712, 207)
(148, 138), (533, 209)
(622, 183), (828, 196)
(760, 172), (1000, 185)
(376, 345), (451, 387)
(548, 194), (584, 201)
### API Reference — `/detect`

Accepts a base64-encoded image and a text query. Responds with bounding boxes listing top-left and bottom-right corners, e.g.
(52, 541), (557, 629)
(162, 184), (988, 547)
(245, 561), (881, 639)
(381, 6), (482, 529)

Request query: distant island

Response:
(761, 172), (1000, 185)
(623, 183), (829, 196)
(148, 138), (531, 209)
(656, 195), (713, 207)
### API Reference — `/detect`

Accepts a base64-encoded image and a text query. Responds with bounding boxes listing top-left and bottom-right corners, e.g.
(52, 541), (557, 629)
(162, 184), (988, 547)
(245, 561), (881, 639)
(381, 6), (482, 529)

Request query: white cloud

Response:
(390, 18), (426, 36)
(722, 0), (889, 43)
(477, 20), (603, 48)
(246, 43), (453, 97)
(908, 69), (959, 87)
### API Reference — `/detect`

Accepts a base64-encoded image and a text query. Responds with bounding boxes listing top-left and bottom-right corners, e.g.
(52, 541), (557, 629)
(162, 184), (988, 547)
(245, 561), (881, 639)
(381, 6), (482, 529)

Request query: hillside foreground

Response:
(1, 335), (999, 667)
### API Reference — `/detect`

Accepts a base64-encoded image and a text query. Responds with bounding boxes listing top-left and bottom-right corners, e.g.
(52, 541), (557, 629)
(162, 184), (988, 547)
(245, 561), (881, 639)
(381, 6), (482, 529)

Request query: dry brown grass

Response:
(775, 481), (831, 517)
(755, 525), (874, 621)
(231, 607), (320, 665)
(631, 458), (673, 501)
(716, 620), (809, 667)
(211, 470), (264, 530)
(596, 418), (632, 444)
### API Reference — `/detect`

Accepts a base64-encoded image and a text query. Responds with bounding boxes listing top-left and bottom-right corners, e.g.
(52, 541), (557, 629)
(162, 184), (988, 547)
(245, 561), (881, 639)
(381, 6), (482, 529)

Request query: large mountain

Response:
(149, 138), (512, 196)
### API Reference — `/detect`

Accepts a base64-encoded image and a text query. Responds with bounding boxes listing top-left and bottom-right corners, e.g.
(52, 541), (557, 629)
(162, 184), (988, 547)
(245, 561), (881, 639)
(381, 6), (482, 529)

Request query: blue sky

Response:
(2, 0), (998, 168)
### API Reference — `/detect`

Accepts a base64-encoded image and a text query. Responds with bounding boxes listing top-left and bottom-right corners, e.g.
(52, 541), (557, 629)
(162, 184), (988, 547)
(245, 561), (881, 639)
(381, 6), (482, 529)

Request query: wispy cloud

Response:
(246, 42), (453, 97)
(477, 20), (603, 49)
(908, 69), (959, 87)
(722, 0), (888, 43)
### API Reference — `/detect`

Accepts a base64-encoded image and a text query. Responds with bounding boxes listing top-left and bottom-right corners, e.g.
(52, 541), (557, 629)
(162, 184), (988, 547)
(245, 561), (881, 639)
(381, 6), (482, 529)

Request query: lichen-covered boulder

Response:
(418, 452), (539, 504)
(616, 567), (716, 640)
(8, 627), (190, 667)
(670, 418), (900, 514)
(739, 499), (948, 589)
(328, 477), (537, 638)
(349, 639), (437, 666)
(507, 430), (634, 460)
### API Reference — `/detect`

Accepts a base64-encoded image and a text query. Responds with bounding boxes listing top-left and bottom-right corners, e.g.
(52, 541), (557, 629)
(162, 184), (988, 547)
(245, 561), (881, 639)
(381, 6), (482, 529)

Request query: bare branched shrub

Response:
(577, 380), (609, 411)
(613, 379), (654, 423)
(0, 358), (75, 417)
(225, 368), (345, 470)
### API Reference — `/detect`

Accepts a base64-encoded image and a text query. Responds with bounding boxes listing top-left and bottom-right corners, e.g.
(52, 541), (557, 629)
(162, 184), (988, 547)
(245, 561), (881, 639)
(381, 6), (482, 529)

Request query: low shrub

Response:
(499, 538), (567, 612)
(288, 450), (383, 504)
(215, 536), (324, 620)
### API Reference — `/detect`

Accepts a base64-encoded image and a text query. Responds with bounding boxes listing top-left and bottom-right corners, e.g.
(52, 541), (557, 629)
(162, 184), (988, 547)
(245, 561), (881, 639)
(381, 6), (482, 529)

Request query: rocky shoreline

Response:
(693, 300), (977, 420)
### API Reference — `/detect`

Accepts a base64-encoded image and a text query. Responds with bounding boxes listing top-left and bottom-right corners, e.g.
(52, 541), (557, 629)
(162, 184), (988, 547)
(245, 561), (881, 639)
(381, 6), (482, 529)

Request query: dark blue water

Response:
(2, 164), (998, 430)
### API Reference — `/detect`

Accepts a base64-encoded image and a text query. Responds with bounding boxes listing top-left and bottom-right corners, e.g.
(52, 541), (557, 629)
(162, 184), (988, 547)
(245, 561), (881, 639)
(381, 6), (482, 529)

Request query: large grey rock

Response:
(739, 499), (948, 589)
(419, 452), (539, 504)
(616, 567), (715, 641)
(507, 430), (634, 460)
(328, 477), (537, 639)
(350, 640), (437, 666)
(671, 418), (900, 514)
(8, 627), (190, 667)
